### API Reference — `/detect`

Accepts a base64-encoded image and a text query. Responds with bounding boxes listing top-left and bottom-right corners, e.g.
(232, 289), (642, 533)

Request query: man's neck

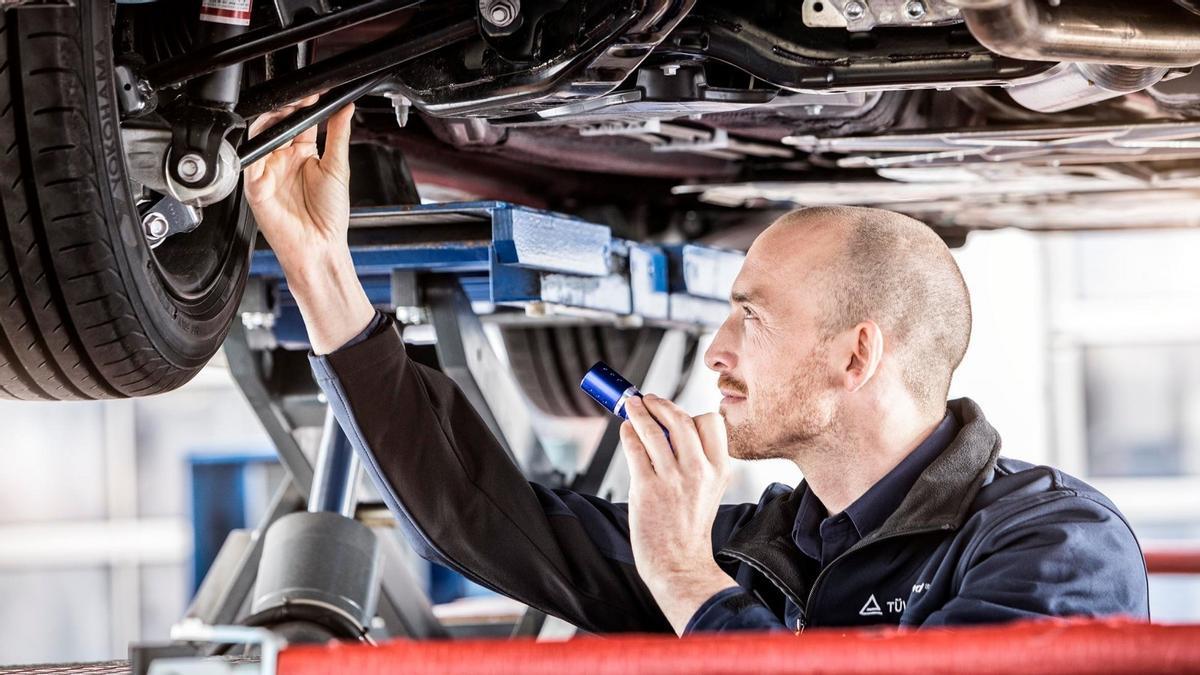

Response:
(796, 407), (944, 517)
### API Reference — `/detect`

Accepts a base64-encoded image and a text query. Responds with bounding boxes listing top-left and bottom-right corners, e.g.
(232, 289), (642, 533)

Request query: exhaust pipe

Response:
(1007, 62), (1169, 112)
(949, 0), (1200, 67)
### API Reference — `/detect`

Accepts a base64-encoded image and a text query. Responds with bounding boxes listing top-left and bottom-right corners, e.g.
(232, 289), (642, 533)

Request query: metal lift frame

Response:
(181, 200), (743, 648)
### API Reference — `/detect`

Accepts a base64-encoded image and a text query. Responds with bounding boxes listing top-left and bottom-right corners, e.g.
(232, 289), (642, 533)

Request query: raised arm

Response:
(243, 97), (375, 355)
(242, 99), (675, 633)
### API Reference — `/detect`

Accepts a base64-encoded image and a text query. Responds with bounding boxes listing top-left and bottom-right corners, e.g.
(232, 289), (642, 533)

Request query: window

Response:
(1045, 230), (1200, 622)
(1083, 344), (1200, 478)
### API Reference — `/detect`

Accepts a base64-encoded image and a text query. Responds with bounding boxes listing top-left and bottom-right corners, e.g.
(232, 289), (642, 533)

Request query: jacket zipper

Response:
(720, 523), (953, 633)
(719, 549), (812, 632)
(801, 523), (953, 629)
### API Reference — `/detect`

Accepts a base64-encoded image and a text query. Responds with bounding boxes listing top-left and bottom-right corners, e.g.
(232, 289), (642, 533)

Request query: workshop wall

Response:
(0, 369), (273, 665)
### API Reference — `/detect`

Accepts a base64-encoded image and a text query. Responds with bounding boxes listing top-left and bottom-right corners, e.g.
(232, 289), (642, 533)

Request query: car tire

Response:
(0, 2), (253, 400)
(502, 324), (669, 418)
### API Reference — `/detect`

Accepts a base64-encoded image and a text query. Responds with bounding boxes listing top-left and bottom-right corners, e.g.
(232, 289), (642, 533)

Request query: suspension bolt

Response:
(843, 0), (866, 21)
(484, 0), (519, 27)
(176, 153), (207, 183)
(142, 211), (169, 242)
(904, 0), (926, 20)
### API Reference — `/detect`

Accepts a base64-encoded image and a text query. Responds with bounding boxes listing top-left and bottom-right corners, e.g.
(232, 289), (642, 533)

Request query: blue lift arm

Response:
(247, 201), (745, 349)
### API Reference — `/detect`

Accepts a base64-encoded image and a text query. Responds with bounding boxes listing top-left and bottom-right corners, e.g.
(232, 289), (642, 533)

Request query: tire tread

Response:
(0, 6), (198, 400)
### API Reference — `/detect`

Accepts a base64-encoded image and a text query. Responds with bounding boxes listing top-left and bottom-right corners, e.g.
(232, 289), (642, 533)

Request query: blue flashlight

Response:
(580, 361), (671, 441)
(580, 361), (642, 419)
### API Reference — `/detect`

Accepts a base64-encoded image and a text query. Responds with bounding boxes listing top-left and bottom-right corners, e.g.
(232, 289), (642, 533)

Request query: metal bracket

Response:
(120, 124), (241, 207)
(116, 64), (156, 118)
(163, 103), (244, 194)
(148, 620), (285, 675)
(141, 195), (203, 249)
(820, 0), (963, 32)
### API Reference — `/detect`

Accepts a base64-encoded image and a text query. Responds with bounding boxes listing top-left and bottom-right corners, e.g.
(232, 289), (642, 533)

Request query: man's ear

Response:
(844, 321), (884, 393)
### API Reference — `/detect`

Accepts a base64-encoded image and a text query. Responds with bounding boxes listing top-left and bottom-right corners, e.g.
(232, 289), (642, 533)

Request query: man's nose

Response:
(704, 315), (738, 373)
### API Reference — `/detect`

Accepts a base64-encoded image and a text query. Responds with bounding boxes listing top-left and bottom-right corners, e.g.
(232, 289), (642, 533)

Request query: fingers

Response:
(292, 95), (324, 148)
(244, 145), (287, 203)
(642, 394), (706, 471)
(247, 110), (278, 140)
(624, 396), (678, 477)
(295, 122), (320, 150)
(246, 96), (321, 166)
(248, 95), (320, 138)
(620, 421), (654, 482)
(248, 105), (296, 140)
(320, 102), (355, 183)
(243, 159), (269, 202)
(243, 148), (268, 185)
(694, 412), (729, 468)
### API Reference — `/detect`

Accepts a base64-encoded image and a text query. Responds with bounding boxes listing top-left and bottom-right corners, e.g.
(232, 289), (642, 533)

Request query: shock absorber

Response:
(164, 0), (254, 201)
(191, 0), (254, 108)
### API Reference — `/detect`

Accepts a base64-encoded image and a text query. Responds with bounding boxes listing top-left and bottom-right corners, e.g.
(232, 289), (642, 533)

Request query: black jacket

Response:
(310, 316), (1150, 634)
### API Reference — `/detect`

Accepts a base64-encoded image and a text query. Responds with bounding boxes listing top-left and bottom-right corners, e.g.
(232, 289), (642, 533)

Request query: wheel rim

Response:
(119, 0), (250, 309)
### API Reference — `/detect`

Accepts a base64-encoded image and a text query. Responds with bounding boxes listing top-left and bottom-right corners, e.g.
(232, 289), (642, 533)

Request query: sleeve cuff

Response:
(309, 312), (405, 382)
(683, 586), (790, 634)
(684, 587), (748, 634)
(336, 309), (389, 351)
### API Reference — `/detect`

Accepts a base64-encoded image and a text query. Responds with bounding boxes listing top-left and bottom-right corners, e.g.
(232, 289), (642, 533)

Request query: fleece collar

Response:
(716, 398), (1003, 598)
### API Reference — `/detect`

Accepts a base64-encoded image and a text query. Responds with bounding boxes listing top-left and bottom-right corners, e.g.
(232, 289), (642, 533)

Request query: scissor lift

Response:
(133, 201), (744, 673)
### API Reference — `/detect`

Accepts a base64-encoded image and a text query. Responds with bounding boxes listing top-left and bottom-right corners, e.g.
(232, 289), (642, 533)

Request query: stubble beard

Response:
(722, 346), (838, 461)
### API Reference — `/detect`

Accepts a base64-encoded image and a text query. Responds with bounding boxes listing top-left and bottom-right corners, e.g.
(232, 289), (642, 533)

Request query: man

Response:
(244, 100), (1149, 635)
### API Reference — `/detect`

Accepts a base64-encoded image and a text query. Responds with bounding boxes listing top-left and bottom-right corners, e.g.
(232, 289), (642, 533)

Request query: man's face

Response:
(703, 223), (843, 460)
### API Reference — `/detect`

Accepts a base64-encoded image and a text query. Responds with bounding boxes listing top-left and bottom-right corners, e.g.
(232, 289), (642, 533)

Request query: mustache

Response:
(718, 375), (748, 396)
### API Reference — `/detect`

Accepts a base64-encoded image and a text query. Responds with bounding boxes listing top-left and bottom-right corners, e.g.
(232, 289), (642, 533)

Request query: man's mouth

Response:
(718, 377), (748, 404)
(720, 393), (746, 406)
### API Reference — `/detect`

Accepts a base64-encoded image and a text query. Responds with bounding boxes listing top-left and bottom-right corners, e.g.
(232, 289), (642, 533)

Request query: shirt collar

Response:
(791, 409), (961, 558)
(792, 487), (826, 561)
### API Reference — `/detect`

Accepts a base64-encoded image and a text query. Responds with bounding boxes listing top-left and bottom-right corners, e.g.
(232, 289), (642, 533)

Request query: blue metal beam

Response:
(247, 201), (744, 348)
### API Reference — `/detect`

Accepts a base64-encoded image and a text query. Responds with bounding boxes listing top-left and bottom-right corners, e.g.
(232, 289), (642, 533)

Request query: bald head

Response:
(767, 206), (972, 411)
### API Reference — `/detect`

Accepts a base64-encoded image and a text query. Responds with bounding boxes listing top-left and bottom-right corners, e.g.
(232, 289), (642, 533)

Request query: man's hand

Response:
(620, 394), (740, 634)
(244, 97), (374, 355)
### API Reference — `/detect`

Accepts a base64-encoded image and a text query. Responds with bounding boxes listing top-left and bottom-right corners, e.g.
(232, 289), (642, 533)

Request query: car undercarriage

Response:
(114, 0), (1200, 229)
(0, 0), (1197, 401)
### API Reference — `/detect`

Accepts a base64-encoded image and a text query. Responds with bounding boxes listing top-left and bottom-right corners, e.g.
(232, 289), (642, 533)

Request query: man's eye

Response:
(742, 307), (756, 321)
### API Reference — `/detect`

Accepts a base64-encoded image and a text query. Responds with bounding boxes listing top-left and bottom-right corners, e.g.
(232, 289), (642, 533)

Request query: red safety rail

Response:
(1145, 549), (1200, 575)
(280, 618), (1200, 675)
